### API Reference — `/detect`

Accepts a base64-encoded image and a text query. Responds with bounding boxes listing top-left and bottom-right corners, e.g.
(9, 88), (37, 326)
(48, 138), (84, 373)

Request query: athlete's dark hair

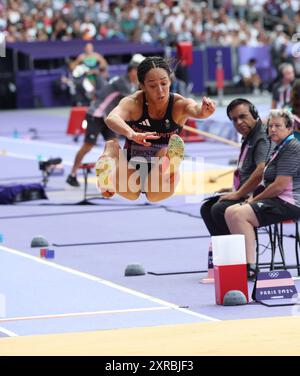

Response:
(137, 56), (172, 83)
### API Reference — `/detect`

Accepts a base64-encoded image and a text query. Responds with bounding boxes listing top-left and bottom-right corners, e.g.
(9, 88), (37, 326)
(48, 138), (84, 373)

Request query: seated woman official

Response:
(224, 109), (300, 279)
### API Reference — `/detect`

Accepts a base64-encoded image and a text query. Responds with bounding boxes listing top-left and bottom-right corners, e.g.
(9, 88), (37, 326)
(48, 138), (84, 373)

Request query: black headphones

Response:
(226, 98), (259, 120)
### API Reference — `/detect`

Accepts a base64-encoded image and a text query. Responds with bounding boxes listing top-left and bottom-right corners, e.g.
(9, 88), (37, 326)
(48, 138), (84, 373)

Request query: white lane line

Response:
(0, 136), (102, 165)
(0, 136), (88, 151)
(2, 152), (73, 166)
(0, 307), (171, 323)
(0, 245), (219, 322)
(0, 326), (18, 337)
(0, 137), (227, 170)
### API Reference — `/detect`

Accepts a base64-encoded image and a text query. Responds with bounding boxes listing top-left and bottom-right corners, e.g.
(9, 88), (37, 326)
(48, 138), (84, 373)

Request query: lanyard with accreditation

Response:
(253, 134), (294, 197)
(264, 134), (294, 171)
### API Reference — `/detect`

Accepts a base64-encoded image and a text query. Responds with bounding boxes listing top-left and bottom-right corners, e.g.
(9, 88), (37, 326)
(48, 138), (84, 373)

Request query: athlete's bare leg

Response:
(145, 135), (184, 202)
(96, 139), (141, 200)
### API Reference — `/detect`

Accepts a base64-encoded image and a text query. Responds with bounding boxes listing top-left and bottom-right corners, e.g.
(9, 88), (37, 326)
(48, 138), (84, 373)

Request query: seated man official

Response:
(200, 98), (273, 236)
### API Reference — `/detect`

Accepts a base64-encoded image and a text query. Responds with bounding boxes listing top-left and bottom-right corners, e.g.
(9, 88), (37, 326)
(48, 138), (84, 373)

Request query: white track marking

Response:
(0, 137), (230, 170)
(0, 307), (171, 323)
(0, 326), (18, 337)
(0, 136), (90, 151)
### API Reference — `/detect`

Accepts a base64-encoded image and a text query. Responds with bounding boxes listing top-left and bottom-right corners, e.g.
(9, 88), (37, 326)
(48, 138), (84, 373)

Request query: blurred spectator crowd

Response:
(1, 0), (299, 49)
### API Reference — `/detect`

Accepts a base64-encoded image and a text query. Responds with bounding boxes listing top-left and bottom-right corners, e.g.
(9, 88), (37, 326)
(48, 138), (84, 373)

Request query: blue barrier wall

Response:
(237, 45), (275, 82)
(9, 40), (165, 108)
(171, 48), (205, 94)
(15, 69), (70, 108)
(15, 65), (130, 108)
(8, 41), (274, 108)
(188, 50), (205, 94)
(8, 39), (165, 60)
(205, 46), (233, 81)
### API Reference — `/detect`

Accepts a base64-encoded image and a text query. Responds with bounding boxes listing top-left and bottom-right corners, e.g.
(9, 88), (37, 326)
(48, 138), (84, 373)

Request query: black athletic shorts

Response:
(250, 197), (300, 227)
(128, 159), (154, 194)
(84, 113), (116, 145)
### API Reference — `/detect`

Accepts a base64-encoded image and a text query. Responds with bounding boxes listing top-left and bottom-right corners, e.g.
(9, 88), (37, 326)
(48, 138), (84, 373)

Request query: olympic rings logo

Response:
(268, 272), (279, 278)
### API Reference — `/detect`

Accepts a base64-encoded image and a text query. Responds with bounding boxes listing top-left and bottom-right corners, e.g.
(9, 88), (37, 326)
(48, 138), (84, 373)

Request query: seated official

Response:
(200, 98), (273, 236)
(225, 109), (300, 279)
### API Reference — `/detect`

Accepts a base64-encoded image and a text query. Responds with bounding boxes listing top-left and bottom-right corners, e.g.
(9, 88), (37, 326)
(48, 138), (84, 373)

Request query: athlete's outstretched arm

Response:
(105, 97), (160, 146)
(183, 96), (216, 119)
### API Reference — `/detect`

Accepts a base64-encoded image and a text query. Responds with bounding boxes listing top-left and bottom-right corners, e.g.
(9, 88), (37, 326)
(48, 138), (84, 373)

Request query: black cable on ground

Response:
(0, 206), (161, 220)
(53, 234), (210, 247)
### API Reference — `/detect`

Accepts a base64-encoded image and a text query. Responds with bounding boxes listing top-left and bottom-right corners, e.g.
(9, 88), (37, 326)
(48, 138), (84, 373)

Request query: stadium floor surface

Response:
(1, 96), (300, 356)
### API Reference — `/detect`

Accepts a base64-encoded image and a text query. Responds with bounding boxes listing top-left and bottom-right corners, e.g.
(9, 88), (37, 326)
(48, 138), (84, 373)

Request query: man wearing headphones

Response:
(200, 98), (273, 237)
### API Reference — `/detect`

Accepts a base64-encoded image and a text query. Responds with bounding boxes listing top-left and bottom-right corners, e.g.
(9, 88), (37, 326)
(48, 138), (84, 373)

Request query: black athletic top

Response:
(124, 93), (183, 162)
